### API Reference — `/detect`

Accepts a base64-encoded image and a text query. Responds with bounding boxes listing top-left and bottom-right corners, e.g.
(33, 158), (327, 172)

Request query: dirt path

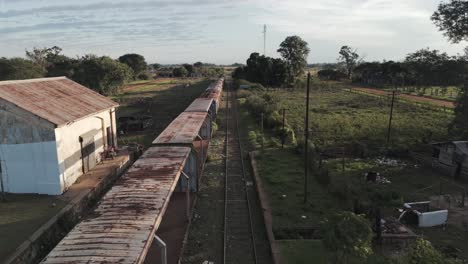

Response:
(354, 87), (455, 108)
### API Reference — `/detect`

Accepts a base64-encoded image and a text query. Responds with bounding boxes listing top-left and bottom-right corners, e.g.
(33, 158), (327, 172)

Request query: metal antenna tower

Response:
(262, 24), (267, 55)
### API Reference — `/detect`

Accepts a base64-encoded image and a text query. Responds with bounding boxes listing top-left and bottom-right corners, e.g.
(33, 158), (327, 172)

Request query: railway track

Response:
(223, 83), (258, 264)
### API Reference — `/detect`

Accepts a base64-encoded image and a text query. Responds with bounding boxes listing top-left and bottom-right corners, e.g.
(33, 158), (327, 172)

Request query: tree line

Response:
(156, 62), (224, 78)
(232, 35), (310, 87)
(0, 47), (224, 96)
(0, 47), (148, 95)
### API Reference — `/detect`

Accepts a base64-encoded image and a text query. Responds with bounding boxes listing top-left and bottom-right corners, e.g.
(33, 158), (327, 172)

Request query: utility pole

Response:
(304, 73), (311, 204)
(281, 108), (288, 149)
(262, 24), (267, 56)
(386, 90), (396, 145)
(261, 112), (264, 149)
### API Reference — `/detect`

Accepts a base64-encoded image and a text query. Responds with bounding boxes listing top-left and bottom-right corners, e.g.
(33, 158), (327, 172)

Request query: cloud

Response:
(0, 0), (234, 18)
(0, 0), (465, 63)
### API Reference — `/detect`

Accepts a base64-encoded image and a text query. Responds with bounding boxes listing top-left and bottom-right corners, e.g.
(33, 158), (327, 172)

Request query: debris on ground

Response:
(365, 172), (391, 184)
(376, 157), (407, 167)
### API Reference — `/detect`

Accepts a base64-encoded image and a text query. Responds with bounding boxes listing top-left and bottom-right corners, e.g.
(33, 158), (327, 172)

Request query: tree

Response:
(432, 0), (468, 43)
(320, 212), (373, 264)
(405, 48), (451, 87)
(182, 63), (194, 75)
(45, 54), (78, 78)
(118, 53), (147, 79)
(150, 63), (161, 70)
(339, 46), (360, 79)
(403, 238), (455, 264)
(194, 61), (203, 68)
(235, 52), (288, 87)
(25, 46), (62, 71)
(72, 55), (133, 95)
(277, 36), (310, 84)
(449, 82), (468, 138)
(172, 66), (188, 77)
(0, 57), (44, 80)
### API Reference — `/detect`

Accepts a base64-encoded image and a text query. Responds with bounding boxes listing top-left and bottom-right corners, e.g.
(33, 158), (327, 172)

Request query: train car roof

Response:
(152, 112), (209, 145)
(184, 98), (214, 113)
(41, 146), (191, 264)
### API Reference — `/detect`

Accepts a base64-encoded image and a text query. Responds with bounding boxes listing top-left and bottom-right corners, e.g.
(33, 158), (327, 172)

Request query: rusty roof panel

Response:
(152, 112), (209, 145)
(185, 98), (214, 113)
(41, 146), (191, 264)
(0, 77), (118, 126)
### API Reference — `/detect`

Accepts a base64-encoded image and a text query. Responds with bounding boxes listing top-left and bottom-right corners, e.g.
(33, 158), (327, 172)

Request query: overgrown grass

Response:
(236, 79), (465, 261)
(278, 240), (331, 264)
(247, 79), (452, 153)
(116, 78), (210, 148)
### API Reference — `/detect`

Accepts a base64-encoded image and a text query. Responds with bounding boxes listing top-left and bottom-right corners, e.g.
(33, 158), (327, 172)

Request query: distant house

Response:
(0, 77), (119, 195)
(432, 141), (468, 179)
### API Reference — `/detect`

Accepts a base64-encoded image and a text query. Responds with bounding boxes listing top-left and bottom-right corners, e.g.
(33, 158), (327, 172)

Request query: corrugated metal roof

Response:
(152, 112), (209, 145)
(41, 146), (191, 264)
(185, 98), (214, 113)
(0, 77), (118, 126)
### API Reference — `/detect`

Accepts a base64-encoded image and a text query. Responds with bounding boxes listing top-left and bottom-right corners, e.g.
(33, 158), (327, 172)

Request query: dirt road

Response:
(354, 87), (455, 108)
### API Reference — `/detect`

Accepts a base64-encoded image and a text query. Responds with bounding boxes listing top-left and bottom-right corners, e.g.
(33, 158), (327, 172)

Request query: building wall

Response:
(54, 108), (117, 192)
(0, 100), (61, 194)
(0, 142), (61, 194)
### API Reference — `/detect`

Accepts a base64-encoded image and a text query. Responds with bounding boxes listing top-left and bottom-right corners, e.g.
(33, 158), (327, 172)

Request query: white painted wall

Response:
(0, 141), (61, 194)
(54, 108), (117, 191)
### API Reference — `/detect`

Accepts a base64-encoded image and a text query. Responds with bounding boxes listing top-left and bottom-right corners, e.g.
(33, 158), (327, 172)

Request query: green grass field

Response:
(269, 81), (451, 152)
(237, 79), (464, 262)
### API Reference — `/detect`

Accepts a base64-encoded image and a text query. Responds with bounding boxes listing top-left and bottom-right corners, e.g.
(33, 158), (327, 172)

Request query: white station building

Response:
(0, 77), (119, 195)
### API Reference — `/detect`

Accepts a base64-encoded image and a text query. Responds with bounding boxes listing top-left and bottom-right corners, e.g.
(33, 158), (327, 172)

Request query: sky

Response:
(0, 0), (466, 64)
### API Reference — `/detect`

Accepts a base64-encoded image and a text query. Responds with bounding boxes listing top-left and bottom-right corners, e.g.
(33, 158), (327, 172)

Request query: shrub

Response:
(248, 131), (258, 147)
(403, 239), (456, 264)
(276, 126), (297, 146)
(237, 89), (252, 99)
(137, 72), (150, 80)
(320, 212), (373, 263)
(212, 121), (218, 133)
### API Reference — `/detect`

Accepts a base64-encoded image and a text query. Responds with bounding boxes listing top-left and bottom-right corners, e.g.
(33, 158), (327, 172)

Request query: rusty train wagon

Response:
(184, 98), (217, 121)
(40, 146), (196, 264)
(152, 111), (212, 192)
(199, 78), (223, 112)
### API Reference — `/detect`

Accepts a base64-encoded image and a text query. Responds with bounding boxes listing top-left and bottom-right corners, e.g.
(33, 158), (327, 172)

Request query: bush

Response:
(212, 121), (218, 133)
(403, 239), (456, 264)
(237, 89), (252, 99)
(248, 131), (258, 147)
(137, 72), (150, 80)
(320, 212), (373, 263)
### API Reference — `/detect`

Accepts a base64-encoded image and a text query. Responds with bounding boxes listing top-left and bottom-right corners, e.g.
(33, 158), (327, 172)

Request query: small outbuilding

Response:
(0, 77), (119, 195)
(432, 141), (468, 179)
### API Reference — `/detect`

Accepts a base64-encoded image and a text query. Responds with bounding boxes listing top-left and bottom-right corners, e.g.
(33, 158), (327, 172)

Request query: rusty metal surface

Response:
(152, 112), (209, 145)
(200, 79), (223, 109)
(0, 77), (118, 126)
(184, 98), (214, 113)
(41, 146), (191, 264)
